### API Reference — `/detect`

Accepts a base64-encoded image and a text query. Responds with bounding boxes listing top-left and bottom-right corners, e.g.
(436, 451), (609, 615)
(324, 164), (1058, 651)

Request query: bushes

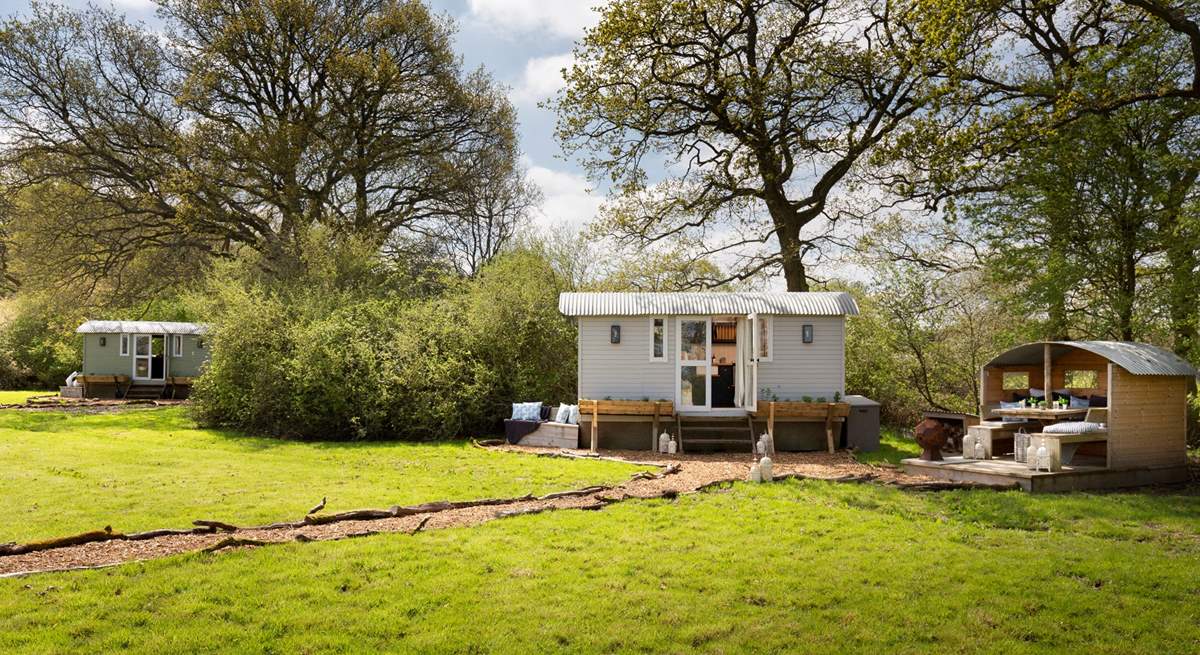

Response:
(191, 246), (577, 440)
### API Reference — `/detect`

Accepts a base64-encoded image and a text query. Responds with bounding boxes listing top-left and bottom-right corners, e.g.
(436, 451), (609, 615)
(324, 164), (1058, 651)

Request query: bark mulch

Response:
(0, 446), (948, 578)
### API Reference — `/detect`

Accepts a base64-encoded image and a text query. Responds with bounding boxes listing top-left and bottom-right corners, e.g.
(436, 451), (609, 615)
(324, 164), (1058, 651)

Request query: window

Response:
(119, 334), (129, 356)
(610, 324), (621, 344)
(1064, 370), (1099, 389)
(99, 336), (107, 347)
(173, 335), (183, 357)
(197, 338), (205, 350)
(1002, 372), (1029, 390)
(649, 318), (666, 362)
(802, 324), (814, 344)
(756, 316), (772, 361)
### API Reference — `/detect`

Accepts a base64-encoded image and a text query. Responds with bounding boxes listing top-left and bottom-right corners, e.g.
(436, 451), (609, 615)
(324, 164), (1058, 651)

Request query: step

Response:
(683, 426), (752, 433)
(680, 438), (754, 445)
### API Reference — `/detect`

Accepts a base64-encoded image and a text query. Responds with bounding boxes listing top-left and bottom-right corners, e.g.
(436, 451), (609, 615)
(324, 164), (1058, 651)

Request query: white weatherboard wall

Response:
(577, 315), (847, 403)
(757, 316), (846, 400)
(577, 317), (675, 401)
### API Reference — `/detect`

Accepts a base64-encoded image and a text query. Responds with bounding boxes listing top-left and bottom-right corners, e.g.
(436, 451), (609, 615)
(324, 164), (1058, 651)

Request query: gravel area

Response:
(0, 446), (931, 578)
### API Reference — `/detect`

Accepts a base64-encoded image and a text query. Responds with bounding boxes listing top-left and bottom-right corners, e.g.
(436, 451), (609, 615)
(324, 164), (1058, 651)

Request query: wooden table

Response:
(992, 407), (1088, 426)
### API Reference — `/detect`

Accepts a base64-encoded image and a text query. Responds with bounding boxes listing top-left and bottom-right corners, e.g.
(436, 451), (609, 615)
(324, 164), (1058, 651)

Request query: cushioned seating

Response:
(1044, 421), (1104, 434)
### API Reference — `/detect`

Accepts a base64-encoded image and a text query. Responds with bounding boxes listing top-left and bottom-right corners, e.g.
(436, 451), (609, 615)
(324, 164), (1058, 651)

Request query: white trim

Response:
(172, 334), (183, 357)
(648, 317), (667, 362)
(119, 334), (129, 357)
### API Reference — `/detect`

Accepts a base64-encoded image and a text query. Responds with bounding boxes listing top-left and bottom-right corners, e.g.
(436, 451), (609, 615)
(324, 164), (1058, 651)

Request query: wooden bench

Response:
(1027, 408), (1108, 470)
(518, 422), (580, 449)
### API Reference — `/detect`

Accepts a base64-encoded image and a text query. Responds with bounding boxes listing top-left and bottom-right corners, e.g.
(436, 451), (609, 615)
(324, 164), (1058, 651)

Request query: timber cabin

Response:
(904, 341), (1198, 492)
(558, 292), (880, 452)
(72, 321), (209, 400)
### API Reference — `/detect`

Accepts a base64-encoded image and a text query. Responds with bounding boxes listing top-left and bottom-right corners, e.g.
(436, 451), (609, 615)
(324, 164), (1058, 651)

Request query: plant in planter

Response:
(801, 395), (814, 403)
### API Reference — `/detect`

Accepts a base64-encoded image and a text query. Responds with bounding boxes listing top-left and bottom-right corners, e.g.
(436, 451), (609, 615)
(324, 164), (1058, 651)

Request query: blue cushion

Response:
(511, 402), (542, 421)
(568, 404), (580, 425)
(1070, 395), (1089, 409)
(555, 403), (571, 423)
(998, 400), (1025, 423)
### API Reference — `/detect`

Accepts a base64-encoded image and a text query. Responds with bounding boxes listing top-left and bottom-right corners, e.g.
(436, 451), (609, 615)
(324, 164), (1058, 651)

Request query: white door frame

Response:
(676, 316), (712, 412)
(745, 314), (760, 413)
(132, 334), (167, 381)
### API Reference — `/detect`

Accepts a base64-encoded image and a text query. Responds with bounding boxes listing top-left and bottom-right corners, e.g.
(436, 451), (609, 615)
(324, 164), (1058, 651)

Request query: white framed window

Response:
(756, 316), (773, 362)
(119, 334), (129, 356)
(649, 318), (667, 362)
(173, 334), (183, 357)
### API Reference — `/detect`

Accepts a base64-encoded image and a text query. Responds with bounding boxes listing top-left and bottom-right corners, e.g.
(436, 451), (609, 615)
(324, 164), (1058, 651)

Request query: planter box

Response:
(578, 400), (674, 416)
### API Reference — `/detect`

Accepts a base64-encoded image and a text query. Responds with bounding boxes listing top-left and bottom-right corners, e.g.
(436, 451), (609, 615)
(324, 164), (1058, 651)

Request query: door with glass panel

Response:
(677, 317), (711, 411)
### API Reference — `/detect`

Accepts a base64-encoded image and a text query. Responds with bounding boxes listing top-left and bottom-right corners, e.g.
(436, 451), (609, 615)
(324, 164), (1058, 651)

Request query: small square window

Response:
(1064, 370), (1098, 389)
(1002, 372), (1029, 390)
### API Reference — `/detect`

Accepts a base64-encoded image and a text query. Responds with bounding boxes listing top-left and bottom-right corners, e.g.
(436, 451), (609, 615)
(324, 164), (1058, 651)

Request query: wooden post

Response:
(590, 402), (599, 453)
(825, 403), (836, 454)
(767, 402), (776, 453)
(651, 402), (660, 451)
(1043, 343), (1053, 404)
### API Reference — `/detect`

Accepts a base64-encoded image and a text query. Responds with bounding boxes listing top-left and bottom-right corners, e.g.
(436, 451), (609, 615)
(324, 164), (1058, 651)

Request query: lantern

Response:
(748, 463), (762, 483)
(658, 432), (671, 454)
(667, 438), (677, 455)
(759, 456), (773, 482)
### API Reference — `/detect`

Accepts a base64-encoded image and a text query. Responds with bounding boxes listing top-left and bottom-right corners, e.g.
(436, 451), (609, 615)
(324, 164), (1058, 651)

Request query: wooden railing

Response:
(578, 400), (674, 453)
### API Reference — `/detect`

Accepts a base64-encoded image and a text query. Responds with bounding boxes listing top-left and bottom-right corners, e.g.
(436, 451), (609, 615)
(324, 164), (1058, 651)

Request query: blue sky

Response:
(5, 0), (605, 230)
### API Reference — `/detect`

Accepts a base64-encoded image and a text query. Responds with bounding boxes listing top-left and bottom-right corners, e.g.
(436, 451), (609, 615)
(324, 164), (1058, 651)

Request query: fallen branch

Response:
(202, 537), (270, 553)
(193, 520), (239, 532)
(537, 486), (609, 500)
(411, 516), (433, 534)
(125, 528), (201, 541)
(631, 462), (682, 480)
(0, 528), (123, 556)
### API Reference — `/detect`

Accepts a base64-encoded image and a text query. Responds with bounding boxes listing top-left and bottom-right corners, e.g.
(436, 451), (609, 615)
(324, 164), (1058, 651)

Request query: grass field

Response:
(853, 426), (919, 466)
(0, 408), (649, 543)
(0, 390), (52, 405)
(1, 478), (1197, 653)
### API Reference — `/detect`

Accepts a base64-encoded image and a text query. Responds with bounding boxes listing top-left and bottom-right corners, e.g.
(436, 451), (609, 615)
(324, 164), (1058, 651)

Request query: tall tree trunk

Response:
(1163, 167), (1199, 356)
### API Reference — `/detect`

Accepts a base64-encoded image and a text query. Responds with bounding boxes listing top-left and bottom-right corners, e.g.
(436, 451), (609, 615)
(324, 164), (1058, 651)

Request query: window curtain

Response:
(736, 318), (754, 408)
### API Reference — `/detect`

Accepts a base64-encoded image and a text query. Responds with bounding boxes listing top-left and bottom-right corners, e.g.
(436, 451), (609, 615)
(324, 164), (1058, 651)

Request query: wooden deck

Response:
(902, 456), (1189, 492)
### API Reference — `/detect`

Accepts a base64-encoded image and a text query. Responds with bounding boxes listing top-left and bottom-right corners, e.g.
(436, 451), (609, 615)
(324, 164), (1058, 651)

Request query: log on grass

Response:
(193, 520), (239, 532)
(202, 537), (270, 553)
(0, 528), (123, 556)
(125, 528), (201, 541)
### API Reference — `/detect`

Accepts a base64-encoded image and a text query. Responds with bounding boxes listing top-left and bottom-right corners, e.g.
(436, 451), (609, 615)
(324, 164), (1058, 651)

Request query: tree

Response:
(0, 0), (518, 297)
(554, 0), (946, 291)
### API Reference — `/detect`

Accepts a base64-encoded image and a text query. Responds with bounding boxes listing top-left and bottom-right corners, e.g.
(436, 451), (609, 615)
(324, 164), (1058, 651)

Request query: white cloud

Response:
(510, 52), (573, 105)
(466, 0), (600, 39)
(526, 163), (604, 230)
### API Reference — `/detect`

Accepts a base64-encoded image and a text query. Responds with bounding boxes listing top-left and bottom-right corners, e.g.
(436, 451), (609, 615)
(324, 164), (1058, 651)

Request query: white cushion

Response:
(555, 403), (571, 423)
(568, 404), (580, 425)
(1044, 421), (1104, 434)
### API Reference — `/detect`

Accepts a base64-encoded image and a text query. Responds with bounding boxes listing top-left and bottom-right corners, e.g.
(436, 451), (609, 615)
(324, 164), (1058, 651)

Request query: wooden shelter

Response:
(904, 341), (1197, 492)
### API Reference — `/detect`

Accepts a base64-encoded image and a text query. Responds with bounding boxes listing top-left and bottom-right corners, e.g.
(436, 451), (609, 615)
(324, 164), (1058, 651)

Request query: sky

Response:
(4, 0), (607, 231)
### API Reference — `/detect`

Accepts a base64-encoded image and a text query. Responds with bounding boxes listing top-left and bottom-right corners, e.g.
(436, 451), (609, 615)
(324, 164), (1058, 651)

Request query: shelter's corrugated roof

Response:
(558, 292), (859, 317)
(76, 321), (208, 335)
(986, 341), (1198, 377)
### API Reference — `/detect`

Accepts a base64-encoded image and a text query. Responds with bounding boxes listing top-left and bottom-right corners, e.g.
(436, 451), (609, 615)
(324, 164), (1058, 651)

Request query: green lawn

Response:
(0, 408), (649, 543)
(0, 390), (52, 405)
(854, 425), (920, 466)
(2, 479), (1197, 653)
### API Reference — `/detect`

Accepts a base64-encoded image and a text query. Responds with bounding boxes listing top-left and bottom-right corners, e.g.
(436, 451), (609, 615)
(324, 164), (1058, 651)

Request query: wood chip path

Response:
(0, 446), (953, 578)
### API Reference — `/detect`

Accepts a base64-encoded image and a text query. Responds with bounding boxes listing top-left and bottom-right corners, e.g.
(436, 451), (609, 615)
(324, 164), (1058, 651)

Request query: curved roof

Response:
(986, 341), (1198, 377)
(558, 292), (860, 317)
(76, 321), (208, 335)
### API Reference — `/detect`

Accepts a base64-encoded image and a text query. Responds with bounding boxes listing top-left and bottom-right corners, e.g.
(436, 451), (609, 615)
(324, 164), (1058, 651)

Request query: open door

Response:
(744, 314), (760, 413)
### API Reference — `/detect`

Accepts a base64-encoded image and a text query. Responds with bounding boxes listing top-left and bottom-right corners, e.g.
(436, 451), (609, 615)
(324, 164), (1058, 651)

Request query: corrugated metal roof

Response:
(76, 321), (208, 335)
(558, 292), (859, 317)
(985, 341), (1199, 377)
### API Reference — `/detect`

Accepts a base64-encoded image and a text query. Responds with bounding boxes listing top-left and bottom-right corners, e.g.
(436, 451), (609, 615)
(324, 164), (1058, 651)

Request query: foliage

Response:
(555, 0), (949, 291)
(0, 407), (646, 543)
(2, 479), (1198, 652)
(190, 239), (577, 440)
(0, 0), (522, 297)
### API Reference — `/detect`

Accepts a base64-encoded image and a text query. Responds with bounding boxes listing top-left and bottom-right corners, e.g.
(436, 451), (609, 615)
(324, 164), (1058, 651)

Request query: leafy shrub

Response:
(191, 243), (577, 440)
